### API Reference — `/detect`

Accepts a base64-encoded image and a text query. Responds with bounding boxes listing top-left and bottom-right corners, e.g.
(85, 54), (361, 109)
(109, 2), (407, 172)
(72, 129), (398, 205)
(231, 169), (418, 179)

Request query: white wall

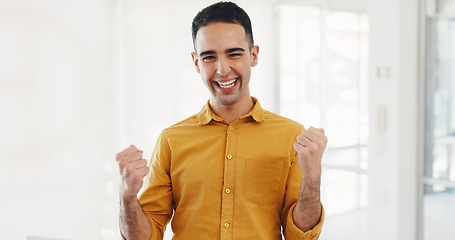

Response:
(367, 0), (419, 239)
(0, 0), (119, 239)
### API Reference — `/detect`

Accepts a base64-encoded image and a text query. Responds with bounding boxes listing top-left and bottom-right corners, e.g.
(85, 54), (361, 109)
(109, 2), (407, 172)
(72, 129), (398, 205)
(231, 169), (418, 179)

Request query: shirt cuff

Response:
(285, 203), (325, 239)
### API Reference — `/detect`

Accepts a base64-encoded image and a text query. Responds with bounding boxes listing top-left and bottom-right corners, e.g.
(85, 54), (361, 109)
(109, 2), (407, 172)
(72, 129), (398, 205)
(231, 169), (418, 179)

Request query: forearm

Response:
(120, 196), (152, 240)
(292, 177), (322, 232)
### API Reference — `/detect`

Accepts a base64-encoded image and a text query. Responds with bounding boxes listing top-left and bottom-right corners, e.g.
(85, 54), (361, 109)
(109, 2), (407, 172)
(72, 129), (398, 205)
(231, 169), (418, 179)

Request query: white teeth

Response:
(218, 79), (236, 88)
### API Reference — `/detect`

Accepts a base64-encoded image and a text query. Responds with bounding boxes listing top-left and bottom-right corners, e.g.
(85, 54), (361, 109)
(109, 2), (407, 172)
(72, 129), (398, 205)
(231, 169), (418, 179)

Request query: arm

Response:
(292, 127), (327, 231)
(116, 145), (153, 239)
(120, 196), (152, 239)
(292, 176), (322, 231)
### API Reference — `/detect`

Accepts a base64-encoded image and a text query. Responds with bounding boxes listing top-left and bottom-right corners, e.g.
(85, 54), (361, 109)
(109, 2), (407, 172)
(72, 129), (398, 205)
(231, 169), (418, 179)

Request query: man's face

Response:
(191, 22), (258, 107)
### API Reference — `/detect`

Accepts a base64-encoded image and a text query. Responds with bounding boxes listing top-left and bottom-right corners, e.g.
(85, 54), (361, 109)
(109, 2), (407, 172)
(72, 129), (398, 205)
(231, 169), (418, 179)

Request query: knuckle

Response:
(293, 142), (302, 149)
(115, 152), (122, 161)
(308, 145), (317, 153)
(125, 165), (136, 173)
(134, 151), (143, 159)
(133, 170), (145, 178)
(118, 159), (127, 169)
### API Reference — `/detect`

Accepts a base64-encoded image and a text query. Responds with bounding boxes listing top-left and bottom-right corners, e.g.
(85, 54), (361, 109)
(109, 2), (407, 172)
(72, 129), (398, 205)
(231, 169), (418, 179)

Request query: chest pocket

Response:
(243, 158), (284, 205)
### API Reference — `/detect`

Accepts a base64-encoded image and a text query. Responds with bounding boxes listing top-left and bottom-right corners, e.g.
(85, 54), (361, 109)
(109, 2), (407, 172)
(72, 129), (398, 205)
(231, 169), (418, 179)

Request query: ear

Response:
(191, 52), (201, 73)
(250, 45), (259, 67)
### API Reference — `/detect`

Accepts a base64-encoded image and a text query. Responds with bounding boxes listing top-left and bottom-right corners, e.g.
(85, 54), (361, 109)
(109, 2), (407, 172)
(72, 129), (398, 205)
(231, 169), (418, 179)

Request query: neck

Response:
(209, 95), (254, 124)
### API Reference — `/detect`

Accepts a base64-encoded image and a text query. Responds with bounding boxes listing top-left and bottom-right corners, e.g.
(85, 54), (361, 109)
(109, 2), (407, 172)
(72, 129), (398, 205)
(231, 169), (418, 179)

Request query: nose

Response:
(216, 56), (231, 77)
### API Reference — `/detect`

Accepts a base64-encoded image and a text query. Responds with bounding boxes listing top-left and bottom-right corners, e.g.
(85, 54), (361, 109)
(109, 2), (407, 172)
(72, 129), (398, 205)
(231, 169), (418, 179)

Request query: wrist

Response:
(302, 175), (321, 187)
(119, 181), (140, 201)
(299, 177), (321, 201)
(120, 191), (138, 204)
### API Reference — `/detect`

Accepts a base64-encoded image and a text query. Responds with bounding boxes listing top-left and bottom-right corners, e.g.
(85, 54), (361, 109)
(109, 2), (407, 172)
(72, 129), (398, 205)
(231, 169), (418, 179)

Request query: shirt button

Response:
(225, 188), (231, 194)
(224, 222), (230, 228)
(229, 126), (234, 131)
(227, 154), (232, 160)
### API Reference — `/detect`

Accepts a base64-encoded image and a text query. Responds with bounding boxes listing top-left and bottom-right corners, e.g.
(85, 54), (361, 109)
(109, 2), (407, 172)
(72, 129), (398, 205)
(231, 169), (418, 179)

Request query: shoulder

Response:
(162, 113), (200, 135)
(152, 114), (200, 150)
(262, 110), (304, 131)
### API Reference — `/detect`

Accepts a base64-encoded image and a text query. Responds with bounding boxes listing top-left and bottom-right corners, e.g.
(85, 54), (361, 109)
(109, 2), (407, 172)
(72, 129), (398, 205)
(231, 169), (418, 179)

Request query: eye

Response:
(229, 53), (242, 58)
(203, 56), (216, 62)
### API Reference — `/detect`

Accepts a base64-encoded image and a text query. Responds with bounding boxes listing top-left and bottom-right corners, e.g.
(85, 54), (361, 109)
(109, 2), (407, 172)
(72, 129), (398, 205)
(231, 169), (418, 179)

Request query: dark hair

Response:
(192, 1), (254, 50)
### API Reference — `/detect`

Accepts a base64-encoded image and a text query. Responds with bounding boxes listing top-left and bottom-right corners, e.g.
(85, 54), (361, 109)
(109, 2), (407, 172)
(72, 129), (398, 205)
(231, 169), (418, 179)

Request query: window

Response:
(423, 1), (455, 239)
(275, 3), (369, 239)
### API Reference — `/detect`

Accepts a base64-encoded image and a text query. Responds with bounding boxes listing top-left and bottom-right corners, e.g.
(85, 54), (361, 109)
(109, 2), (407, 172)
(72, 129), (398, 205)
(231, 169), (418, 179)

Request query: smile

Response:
(218, 79), (237, 89)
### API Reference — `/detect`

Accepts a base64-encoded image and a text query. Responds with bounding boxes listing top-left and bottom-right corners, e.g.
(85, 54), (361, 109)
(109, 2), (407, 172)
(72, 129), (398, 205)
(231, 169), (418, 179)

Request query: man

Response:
(116, 2), (327, 239)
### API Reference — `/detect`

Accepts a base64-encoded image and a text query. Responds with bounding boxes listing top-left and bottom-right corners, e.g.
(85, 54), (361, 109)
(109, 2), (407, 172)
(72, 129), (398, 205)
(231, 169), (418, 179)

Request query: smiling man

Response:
(116, 2), (327, 240)
(191, 22), (257, 124)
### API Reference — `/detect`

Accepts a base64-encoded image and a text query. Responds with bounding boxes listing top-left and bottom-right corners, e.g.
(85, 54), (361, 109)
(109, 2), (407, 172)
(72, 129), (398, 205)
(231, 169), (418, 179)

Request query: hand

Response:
(116, 145), (150, 200)
(293, 127), (328, 182)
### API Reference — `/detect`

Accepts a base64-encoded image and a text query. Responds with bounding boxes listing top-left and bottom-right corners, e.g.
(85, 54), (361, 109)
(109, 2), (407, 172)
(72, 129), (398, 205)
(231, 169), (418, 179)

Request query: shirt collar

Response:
(198, 97), (265, 125)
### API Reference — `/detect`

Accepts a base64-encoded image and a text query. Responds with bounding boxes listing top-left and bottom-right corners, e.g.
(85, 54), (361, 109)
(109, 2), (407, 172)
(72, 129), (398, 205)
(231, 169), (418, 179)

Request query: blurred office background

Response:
(0, 0), (454, 239)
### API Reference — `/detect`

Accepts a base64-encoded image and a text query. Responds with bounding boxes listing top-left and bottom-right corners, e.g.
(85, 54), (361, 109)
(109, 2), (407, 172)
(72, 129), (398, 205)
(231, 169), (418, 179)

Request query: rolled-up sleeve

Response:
(284, 203), (325, 239)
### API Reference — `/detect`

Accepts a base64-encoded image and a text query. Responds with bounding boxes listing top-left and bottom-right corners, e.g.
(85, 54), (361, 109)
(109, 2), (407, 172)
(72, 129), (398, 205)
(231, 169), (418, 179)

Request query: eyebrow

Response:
(199, 48), (246, 57)
(199, 50), (216, 57)
(226, 48), (245, 54)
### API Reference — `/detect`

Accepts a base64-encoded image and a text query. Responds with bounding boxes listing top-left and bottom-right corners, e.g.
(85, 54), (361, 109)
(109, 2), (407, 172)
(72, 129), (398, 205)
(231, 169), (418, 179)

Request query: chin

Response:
(218, 93), (246, 106)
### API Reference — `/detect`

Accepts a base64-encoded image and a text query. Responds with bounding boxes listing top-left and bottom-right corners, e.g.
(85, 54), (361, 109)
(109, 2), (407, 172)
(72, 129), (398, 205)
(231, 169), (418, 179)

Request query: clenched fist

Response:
(116, 145), (150, 200)
(293, 127), (328, 181)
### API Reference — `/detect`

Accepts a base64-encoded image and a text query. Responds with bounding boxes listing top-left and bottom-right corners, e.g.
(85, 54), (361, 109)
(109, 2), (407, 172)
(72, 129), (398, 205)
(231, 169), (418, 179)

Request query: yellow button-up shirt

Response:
(139, 97), (324, 239)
